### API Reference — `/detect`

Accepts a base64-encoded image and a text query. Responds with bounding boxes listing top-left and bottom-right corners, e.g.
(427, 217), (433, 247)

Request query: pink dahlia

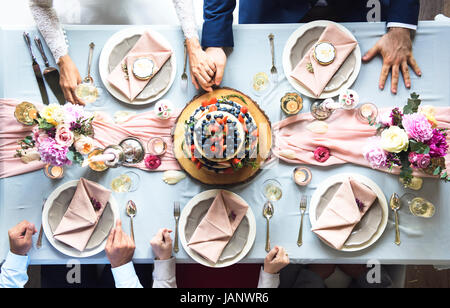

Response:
(408, 152), (431, 169)
(145, 155), (162, 170)
(314, 146), (330, 163)
(402, 113), (433, 142)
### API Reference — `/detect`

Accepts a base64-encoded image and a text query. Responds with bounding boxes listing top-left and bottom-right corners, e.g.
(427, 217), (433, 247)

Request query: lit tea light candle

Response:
(281, 93), (303, 115)
(293, 167), (312, 186)
(357, 103), (378, 123)
(44, 164), (64, 179)
(148, 137), (167, 156)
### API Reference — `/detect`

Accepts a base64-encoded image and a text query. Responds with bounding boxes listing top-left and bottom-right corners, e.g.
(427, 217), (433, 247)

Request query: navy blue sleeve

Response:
(387, 0), (420, 26)
(201, 0), (236, 48)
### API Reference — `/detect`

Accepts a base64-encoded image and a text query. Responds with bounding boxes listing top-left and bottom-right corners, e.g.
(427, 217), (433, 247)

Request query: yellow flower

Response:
(419, 105), (438, 128)
(380, 126), (409, 153)
(40, 104), (63, 126)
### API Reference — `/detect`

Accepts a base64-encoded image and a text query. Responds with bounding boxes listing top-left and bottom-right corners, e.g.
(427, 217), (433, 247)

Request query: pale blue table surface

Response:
(0, 22), (449, 265)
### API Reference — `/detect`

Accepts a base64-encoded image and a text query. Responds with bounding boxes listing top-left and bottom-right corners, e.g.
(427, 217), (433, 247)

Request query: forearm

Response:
(202, 0), (236, 47)
(257, 267), (280, 288)
(152, 258), (177, 288)
(29, 0), (68, 63)
(172, 0), (199, 40)
(111, 262), (143, 288)
(0, 252), (29, 289)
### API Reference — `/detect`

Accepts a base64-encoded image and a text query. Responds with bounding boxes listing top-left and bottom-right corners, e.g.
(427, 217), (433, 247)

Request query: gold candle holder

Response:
(44, 164), (64, 179)
(87, 148), (109, 172)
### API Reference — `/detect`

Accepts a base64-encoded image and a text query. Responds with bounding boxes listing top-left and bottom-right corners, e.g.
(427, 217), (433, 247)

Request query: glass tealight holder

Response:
(147, 137), (167, 156)
(293, 167), (312, 186)
(44, 164), (64, 179)
(356, 103), (378, 124)
(251, 72), (271, 96)
(87, 148), (109, 172)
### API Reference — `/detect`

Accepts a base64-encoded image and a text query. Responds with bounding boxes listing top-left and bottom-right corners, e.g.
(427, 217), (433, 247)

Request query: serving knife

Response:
(34, 36), (65, 105)
(23, 32), (49, 105)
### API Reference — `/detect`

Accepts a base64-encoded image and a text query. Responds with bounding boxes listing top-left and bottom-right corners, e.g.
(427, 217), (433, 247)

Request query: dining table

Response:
(0, 21), (449, 266)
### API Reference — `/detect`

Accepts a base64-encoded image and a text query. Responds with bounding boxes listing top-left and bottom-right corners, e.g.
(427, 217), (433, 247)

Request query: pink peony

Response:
(363, 137), (388, 169)
(377, 111), (393, 127)
(314, 146), (330, 163)
(38, 138), (71, 167)
(408, 152), (431, 169)
(145, 155), (162, 170)
(55, 124), (74, 147)
(32, 126), (49, 148)
(402, 113), (433, 142)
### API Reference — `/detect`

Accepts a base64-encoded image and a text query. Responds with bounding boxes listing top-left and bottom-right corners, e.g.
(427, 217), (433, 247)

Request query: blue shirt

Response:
(0, 252), (29, 288)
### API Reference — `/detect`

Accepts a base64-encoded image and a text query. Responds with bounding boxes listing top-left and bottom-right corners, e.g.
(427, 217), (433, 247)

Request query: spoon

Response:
(126, 200), (137, 242)
(85, 42), (95, 83)
(390, 193), (401, 245)
(263, 201), (274, 252)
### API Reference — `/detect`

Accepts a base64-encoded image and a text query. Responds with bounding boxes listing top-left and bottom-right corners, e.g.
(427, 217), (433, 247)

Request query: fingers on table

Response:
(391, 64), (400, 94)
(408, 55), (422, 77)
(401, 61), (411, 89)
(379, 62), (391, 90)
(362, 44), (380, 62)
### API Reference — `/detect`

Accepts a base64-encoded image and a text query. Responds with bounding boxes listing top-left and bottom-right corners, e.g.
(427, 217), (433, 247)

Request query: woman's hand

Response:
(186, 38), (216, 92)
(58, 55), (84, 105)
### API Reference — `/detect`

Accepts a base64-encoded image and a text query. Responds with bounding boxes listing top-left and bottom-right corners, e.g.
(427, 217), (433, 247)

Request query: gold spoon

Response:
(263, 201), (274, 252)
(126, 200), (137, 242)
(390, 193), (401, 245)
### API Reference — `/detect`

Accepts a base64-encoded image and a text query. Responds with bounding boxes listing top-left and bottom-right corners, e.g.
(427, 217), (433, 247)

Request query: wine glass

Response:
(111, 171), (141, 193)
(400, 193), (435, 218)
(251, 72), (271, 96)
(262, 179), (283, 202)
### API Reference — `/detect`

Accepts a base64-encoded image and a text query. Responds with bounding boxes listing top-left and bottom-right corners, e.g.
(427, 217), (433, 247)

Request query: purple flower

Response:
(408, 152), (431, 169)
(90, 197), (102, 211)
(390, 108), (403, 126)
(363, 137), (388, 169)
(402, 113), (433, 142)
(38, 138), (71, 167)
(70, 122), (82, 131)
(426, 129), (448, 158)
(355, 198), (365, 212)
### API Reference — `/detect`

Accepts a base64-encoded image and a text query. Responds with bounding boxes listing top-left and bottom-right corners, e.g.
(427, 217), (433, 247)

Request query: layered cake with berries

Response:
(173, 88), (272, 185)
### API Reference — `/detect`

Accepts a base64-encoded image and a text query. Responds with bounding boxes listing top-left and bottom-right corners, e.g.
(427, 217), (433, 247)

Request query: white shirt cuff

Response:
(153, 257), (176, 281)
(257, 267), (280, 288)
(111, 262), (142, 288)
(3, 252), (29, 271)
(387, 22), (417, 31)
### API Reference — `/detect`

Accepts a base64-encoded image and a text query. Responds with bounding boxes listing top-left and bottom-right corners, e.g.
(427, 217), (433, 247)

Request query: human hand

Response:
(8, 220), (37, 256)
(263, 246), (290, 274)
(186, 38), (216, 92)
(205, 47), (227, 87)
(58, 55), (84, 105)
(150, 228), (173, 260)
(363, 27), (421, 94)
(105, 220), (136, 268)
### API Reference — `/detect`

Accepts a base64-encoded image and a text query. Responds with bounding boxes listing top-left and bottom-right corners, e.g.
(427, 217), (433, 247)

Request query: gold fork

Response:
(297, 195), (308, 247)
(173, 201), (180, 253)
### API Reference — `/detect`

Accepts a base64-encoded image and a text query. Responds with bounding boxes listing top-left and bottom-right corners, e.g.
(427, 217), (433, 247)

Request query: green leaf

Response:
(37, 118), (55, 130)
(66, 151), (75, 162)
(403, 92), (421, 115)
(409, 140), (430, 154)
(433, 166), (442, 176)
(222, 94), (247, 105)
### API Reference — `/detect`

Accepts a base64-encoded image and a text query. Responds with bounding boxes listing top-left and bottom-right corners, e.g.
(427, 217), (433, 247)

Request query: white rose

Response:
(74, 136), (95, 155)
(20, 148), (41, 164)
(380, 126), (409, 153)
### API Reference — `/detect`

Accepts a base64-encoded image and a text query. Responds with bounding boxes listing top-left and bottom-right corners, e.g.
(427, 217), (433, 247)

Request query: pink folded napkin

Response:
(53, 178), (111, 252)
(187, 190), (249, 264)
(311, 178), (377, 250)
(290, 24), (357, 97)
(107, 31), (173, 101)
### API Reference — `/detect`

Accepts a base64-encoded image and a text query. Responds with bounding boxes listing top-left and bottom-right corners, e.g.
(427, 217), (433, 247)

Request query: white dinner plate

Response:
(42, 180), (119, 258)
(309, 173), (388, 252)
(179, 189), (256, 268)
(282, 20), (361, 99)
(99, 26), (177, 105)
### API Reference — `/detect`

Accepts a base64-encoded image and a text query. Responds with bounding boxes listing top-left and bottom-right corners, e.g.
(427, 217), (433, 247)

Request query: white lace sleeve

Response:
(172, 0), (199, 40)
(29, 0), (68, 63)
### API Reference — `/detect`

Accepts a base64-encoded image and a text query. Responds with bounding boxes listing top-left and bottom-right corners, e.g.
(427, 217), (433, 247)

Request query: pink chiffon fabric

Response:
(53, 178), (111, 252)
(272, 107), (450, 176)
(107, 31), (173, 101)
(187, 190), (249, 264)
(311, 178), (377, 250)
(290, 24), (357, 97)
(0, 99), (180, 178)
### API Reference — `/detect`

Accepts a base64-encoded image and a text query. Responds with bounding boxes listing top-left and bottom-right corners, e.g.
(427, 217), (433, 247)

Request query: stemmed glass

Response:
(111, 171), (141, 193)
(262, 179), (283, 202)
(400, 193), (435, 218)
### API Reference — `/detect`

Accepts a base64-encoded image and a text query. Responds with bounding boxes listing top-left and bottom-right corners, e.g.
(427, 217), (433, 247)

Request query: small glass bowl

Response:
(44, 164), (64, 179)
(293, 167), (312, 186)
(147, 137), (167, 156)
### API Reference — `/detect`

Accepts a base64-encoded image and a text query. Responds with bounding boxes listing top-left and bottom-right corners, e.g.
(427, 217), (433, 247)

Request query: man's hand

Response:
(105, 220), (136, 268)
(150, 228), (173, 260)
(205, 47), (227, 87)
(8, 220), (37, 256)
(186, 38), (216, 92)
(363, 27), (421, 94)
(58, 55), (84, 105)
(263, 246), (290, 274)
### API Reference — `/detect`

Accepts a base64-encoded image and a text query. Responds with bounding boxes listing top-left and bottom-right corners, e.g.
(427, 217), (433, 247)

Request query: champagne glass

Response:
(251, 72), (271, 96)
(262, 179), (283, 202)
(400, 193), (435, 218)
(111, 171), (141, 193)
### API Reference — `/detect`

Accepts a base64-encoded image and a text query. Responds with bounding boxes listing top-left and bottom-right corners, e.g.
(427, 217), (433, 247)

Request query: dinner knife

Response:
(34, 36), (65, 105)
(23, 32), (49, 105)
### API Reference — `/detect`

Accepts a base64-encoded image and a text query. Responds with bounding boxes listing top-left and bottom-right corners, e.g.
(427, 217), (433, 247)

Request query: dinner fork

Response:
(173, 201), (180, 253)
(268, 33), (278, 84)
(36, 198), (47, 249)
(297, 195), (308, 247)
(181, 41), (188, 91)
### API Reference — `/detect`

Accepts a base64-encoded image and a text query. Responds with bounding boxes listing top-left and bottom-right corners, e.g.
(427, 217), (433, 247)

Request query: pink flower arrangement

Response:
(364, 93), (449, 184)
(16, 104), (94, 167)
(145, 155), (162, 169)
